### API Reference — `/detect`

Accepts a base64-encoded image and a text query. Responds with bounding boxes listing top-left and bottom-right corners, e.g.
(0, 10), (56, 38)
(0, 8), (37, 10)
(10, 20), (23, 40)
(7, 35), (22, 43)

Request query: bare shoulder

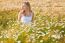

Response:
(31, 11), (34, 16)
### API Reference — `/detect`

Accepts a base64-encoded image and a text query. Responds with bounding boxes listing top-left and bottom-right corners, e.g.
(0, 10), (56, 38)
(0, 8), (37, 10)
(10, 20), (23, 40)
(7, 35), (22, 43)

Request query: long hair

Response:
(22, 1), (31, 11)
(20, 2), (31, 16)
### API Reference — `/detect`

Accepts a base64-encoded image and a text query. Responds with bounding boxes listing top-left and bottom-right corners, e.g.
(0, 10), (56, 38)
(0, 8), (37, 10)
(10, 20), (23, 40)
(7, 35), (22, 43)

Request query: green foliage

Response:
(0, 9), (65, 43)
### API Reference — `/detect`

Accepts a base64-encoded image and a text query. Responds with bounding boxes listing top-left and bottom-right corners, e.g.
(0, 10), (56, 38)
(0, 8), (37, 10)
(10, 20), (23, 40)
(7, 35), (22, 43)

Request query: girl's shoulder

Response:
(30, 10), (34, 15)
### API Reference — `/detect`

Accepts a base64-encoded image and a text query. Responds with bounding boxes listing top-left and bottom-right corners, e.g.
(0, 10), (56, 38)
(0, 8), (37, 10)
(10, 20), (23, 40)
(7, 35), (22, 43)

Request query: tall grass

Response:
(0, 8), (65, 43)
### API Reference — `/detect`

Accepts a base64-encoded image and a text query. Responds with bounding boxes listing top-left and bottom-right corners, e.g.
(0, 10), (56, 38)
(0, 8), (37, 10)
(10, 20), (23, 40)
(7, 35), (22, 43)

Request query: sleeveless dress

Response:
(21, 14), (32, 24)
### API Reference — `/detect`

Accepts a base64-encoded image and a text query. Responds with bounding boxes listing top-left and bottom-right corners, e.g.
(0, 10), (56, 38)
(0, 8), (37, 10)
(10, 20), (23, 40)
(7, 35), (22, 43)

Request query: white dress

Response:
(21, 14), (32, 24)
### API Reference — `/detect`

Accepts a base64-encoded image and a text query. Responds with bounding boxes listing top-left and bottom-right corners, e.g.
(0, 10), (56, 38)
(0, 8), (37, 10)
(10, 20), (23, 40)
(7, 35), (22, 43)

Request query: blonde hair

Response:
(22, 1), (31, 11)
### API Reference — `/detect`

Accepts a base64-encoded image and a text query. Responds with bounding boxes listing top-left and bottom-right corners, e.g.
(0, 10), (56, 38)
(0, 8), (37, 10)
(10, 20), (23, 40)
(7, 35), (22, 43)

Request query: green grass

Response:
(0, 9), (65, 43)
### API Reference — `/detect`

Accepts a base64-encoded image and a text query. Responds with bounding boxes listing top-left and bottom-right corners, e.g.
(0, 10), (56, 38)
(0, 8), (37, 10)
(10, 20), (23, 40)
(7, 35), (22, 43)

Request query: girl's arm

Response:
(18, 11), (22, 21)
(18, 9), (24, 21)
(32, 12), (34, 22)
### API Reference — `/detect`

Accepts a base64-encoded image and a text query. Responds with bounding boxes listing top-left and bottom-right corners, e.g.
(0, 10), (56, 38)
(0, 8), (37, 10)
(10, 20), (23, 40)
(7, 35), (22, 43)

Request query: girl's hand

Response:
(20, 9), (25, 14)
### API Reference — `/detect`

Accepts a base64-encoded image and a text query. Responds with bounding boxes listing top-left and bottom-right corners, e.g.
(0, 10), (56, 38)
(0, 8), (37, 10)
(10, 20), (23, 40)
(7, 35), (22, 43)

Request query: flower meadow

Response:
(0, 8), (65, 43)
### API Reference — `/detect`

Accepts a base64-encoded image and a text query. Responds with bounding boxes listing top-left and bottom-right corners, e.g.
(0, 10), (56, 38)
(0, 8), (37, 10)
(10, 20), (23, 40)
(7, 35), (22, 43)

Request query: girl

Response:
(18, 2), (34, 24)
